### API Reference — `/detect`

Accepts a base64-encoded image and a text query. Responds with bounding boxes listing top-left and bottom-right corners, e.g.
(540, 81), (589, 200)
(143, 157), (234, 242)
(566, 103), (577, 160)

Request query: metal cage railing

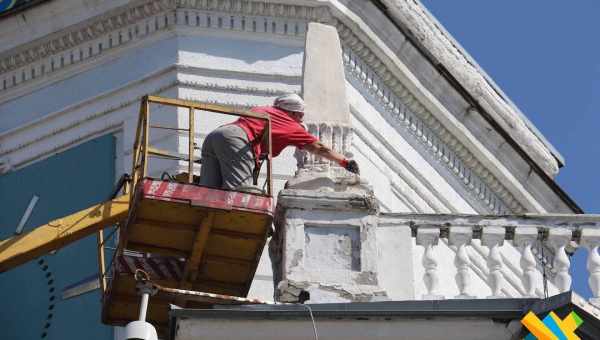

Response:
(130, 95), (273, 196)
(97, 95), (274, 298)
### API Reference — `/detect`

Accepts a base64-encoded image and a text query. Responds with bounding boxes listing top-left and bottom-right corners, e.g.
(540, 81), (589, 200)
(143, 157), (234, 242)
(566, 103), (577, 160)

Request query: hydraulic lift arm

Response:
(0, 193), (130, 273)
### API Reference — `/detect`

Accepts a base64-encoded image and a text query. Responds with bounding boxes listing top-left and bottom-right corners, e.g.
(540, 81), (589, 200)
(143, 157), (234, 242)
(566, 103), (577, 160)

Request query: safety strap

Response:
(251, 127), (269, 186)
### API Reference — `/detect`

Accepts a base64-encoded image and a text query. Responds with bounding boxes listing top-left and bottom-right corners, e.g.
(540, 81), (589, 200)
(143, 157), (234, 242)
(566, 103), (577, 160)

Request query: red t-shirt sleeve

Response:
(284, 124), (318, 149)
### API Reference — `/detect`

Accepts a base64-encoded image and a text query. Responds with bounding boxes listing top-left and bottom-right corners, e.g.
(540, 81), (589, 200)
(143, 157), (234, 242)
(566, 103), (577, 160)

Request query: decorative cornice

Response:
(0, 0), (171, 73)
(335, 20), (524, 214)
(178, 78), (295, 97)
(0, 0), (528, 215)
(380, 0), (559, 177)
(175, 0), (330, 21)
(0, 0), (323, 95)
(0, 0), (329, 74)
(0, 76), (293, 164)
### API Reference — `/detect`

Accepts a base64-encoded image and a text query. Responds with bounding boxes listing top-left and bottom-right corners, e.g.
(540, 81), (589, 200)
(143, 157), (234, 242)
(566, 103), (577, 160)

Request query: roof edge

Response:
(169, 293), (600, 339)
(410, 1), (565, 168)
(376, 0), (561, 176)
(369, 0), (581, 213)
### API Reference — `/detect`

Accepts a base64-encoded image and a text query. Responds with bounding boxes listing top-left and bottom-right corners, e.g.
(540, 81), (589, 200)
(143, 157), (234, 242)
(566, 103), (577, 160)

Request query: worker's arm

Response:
(303, 141), (360, 174)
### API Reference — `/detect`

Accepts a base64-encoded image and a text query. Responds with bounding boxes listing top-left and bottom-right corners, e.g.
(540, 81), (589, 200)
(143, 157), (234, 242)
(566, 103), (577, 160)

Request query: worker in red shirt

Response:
(199, 93), (360, 190)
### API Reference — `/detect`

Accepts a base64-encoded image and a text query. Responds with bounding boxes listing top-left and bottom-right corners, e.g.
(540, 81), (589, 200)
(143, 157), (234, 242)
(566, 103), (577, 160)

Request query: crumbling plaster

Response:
(0, 0), (575, 214)
(271, 188), (392, 303)
(269, 184), (554, 302)
(377, 0), (559, 177)
(0, 0), (573, 304)
(320, 0), (576, 213)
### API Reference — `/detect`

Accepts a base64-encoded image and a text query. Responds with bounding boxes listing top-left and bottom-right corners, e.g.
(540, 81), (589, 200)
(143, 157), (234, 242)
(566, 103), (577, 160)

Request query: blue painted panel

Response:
(0, 135), (115, 340)
(0, 0), (50, 16)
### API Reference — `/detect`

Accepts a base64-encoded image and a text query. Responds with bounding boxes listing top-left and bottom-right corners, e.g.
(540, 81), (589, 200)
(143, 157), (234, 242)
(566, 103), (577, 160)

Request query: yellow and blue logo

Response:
(521, 310), (583, 340)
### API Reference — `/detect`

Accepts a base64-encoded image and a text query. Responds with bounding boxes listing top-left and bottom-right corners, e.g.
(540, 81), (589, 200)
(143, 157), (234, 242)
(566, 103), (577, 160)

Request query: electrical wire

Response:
(272, 299), (319, 340)
(299, 304), (319, 340)
(540, 241), (549, 299)
(110, 173), (131, 198)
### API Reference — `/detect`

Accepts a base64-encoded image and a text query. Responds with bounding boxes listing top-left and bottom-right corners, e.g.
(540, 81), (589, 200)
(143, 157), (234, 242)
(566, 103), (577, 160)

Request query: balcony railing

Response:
(380, 213), (600, 304)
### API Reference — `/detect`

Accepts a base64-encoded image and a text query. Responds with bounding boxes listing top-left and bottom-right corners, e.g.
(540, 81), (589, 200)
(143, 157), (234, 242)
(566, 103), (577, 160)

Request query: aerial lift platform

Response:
(0, 95), (275, 333)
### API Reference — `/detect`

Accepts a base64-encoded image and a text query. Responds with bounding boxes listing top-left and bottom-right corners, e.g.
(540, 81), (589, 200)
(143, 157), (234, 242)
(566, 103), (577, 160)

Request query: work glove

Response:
(340, 159), (360, 175)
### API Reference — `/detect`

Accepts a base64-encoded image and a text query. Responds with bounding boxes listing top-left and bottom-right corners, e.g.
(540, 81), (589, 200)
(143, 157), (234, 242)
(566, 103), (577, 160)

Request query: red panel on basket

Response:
(141, 179), (273, 214)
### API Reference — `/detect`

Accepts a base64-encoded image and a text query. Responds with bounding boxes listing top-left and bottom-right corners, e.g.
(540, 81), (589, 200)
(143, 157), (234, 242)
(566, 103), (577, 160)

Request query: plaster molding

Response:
(389, 181), (425, 213)
(0, 0), (170, 73)
(0, 0), (541, 215)
(340, 35), (520, 214)
(277, 189), (379, 213)
(14, 123), (123, 172)
(178, 78), (294, 97)
(175, 0), (329, 21)
(380, 0), (559, 177)
(0, 0), (319, 95)
(350, 118), (452, 214)
(0, 73), (295, 168)
(0, 93), (144, 160)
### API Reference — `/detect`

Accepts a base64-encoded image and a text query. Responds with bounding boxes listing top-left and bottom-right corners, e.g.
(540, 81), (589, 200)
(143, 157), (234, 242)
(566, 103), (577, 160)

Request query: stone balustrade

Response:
(274, 182), (600, 305)
(295, 121), (353, 169)
(380, 213), (600, 304)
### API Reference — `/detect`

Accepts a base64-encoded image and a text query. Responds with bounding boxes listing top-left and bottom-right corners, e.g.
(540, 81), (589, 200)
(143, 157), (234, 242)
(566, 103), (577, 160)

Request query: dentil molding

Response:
(0, 0), (529, 214)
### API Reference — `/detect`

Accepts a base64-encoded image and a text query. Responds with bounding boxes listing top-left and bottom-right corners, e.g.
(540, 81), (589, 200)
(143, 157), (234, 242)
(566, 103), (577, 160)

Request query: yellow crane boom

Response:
(0, 96), (275, 334)
(0, 193), (130, 272)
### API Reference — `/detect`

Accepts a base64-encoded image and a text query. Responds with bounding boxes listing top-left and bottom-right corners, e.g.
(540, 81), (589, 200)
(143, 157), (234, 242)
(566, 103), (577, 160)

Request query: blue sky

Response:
(420, 1), (600, 297)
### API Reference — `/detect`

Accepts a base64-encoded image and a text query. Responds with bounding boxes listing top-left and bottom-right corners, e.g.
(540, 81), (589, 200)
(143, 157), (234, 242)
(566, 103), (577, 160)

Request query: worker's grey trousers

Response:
(199, 124), (254, 190)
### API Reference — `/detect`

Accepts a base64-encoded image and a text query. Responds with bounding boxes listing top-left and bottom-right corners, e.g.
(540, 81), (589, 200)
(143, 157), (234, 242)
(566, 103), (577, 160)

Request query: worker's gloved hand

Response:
(340, 159), (360, 175)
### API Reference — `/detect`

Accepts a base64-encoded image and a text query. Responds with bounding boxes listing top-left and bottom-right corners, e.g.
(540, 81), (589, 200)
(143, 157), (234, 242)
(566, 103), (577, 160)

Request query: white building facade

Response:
(1, 1), (599, 339)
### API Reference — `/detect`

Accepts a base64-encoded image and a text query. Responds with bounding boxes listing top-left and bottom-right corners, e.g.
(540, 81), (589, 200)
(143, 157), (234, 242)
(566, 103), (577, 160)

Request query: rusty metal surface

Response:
(154, 283), (271, 305)
(103, 180), (273, 329)
(116, 255), (185, 281)
(141, 179), (273, 214)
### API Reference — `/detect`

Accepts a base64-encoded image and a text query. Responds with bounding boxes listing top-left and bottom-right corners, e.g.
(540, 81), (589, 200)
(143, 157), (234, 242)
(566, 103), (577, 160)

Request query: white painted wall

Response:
(0, 0), (564, 310)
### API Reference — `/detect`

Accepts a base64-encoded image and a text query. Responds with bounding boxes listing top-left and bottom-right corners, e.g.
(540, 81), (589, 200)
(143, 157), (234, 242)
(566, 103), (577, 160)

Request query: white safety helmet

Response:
(273, 93), (305, 113)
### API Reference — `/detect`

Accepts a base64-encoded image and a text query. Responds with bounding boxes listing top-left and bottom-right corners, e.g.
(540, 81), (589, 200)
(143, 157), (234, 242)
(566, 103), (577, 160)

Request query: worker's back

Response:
(236, 106), (317, 158)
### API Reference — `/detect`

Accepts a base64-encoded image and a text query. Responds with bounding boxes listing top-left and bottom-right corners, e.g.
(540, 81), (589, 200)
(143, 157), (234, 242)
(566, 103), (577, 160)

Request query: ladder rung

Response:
(147, 147), (187, 161)
(150, 125), (189, 131)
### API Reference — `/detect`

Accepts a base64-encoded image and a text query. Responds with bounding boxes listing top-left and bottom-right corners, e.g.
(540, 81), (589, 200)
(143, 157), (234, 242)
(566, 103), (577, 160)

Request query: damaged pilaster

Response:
(270, 186), (386, 303)
(269, 19), (387, 304)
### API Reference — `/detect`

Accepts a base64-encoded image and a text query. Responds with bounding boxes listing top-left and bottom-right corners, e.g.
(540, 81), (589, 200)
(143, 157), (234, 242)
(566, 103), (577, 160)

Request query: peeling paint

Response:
(290, 249), (303, 269)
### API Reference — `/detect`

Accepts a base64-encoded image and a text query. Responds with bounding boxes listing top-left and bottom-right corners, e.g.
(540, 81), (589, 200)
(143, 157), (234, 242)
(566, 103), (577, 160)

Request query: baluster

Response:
(342, 126), (353, 159)
(332, 125), (342, 155)
(449, 226), (474, 298)
(417, 228), (444, 300)
(581, 228), (600, 306)
(482, 227), (506, 298)
(308, 123), (319, 166)
(319, 123), (332, 165)
(547, 228), (572, 293)
(515, 227), (540, 297)
(294, 122), (310, 170)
